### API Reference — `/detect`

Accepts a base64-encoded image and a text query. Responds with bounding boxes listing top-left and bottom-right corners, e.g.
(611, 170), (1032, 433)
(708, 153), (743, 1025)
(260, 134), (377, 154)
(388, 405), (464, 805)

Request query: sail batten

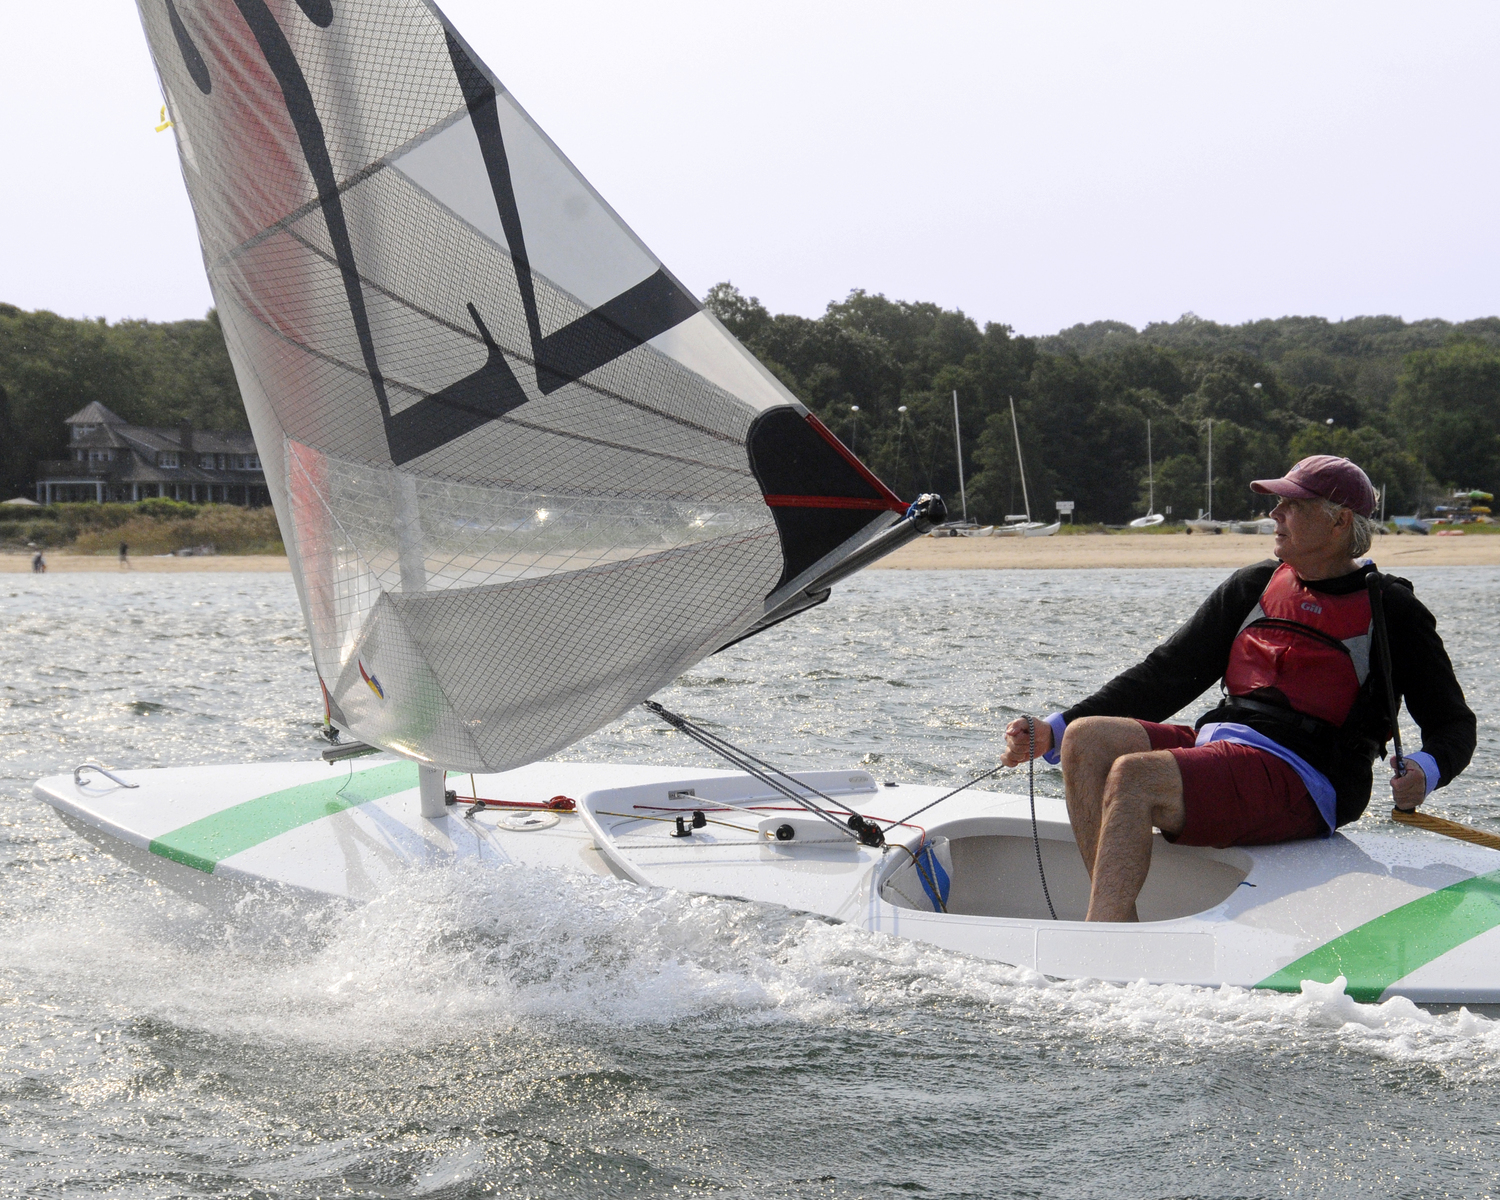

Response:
(140, 0), (922, 771)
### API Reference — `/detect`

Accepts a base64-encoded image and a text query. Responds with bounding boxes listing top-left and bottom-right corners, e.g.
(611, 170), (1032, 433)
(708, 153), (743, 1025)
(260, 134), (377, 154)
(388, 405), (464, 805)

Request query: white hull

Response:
(993, 521), (1061, 537)
(33, 759), (1500, 1003)
(1128, 513), (1165, 528)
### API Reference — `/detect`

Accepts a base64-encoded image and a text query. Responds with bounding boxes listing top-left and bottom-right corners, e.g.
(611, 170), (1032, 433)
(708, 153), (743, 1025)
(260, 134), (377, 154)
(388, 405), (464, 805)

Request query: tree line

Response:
(707, 286), (1500, 523)
(5, 294), (1500, 523)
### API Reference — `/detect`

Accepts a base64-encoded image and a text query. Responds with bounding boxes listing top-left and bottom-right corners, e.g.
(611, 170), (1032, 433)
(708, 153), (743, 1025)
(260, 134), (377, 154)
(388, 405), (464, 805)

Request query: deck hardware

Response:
(73, 764), (139, 789)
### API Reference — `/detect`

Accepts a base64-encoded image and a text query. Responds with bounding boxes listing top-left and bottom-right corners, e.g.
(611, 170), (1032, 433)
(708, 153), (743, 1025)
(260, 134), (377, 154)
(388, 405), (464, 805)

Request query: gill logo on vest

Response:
(1301, 600), (1323, 614)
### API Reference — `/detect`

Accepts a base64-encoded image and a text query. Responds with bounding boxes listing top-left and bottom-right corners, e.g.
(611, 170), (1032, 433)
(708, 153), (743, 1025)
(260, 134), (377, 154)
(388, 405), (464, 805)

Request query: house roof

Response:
(70, 425), (260, 457)
(66, 401), (128, 427)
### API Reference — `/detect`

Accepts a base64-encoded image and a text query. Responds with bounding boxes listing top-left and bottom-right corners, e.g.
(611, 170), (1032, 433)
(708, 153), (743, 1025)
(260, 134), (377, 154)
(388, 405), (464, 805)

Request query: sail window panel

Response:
(647, 313), (798, 415)
(386, 115), (509, 249)
(492, 94), (663, 321)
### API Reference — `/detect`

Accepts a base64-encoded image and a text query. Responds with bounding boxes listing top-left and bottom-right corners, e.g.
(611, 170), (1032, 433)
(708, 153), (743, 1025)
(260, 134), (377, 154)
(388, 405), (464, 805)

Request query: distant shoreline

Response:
(872, 530), (1500, 570)
(1, 552), (292, 573)
(6, 532), (1498, 574)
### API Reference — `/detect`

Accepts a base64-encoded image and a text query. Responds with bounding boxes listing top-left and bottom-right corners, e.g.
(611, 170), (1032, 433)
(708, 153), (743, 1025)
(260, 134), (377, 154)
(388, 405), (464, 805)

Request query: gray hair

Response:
(1317, 498), (1376, 558)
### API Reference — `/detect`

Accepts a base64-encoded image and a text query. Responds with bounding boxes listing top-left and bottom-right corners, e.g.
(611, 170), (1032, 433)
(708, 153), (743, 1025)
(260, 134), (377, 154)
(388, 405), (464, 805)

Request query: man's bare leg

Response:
(1059, 716), (1152, 877)
(1087, 751), (1186, 922)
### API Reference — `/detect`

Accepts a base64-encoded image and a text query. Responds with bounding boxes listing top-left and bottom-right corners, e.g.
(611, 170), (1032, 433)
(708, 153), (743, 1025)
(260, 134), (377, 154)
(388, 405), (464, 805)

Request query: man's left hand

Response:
(1389, 756), (1427, 811)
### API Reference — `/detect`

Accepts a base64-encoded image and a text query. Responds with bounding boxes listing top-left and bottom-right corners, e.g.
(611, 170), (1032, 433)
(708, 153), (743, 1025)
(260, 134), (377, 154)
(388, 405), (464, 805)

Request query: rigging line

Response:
(642, 702), (846, 812)
(1027, 715), (1057, 921)
(653, 710), (863, 827)
(883, 762), (1008, 831)
(649, 706), (862, 819)
(642, 703), (859, 839)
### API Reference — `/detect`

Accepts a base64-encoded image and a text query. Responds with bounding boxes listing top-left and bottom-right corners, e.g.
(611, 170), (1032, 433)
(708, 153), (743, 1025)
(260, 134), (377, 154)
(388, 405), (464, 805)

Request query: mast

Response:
(1146, 419), (1154, 515)
(1010, 396), (1032, 523)
(952, 390), (968, 522)
(1205, 418), (1214, 521)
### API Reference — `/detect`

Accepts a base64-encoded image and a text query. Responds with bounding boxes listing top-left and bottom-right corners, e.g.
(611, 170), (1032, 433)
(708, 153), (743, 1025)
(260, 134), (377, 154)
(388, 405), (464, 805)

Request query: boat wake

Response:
(7, 859), (1499, 1073)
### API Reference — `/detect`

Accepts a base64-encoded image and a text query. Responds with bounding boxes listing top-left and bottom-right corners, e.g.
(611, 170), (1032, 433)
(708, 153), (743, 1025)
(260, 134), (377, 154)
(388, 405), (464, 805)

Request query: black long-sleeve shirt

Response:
(1062, 559), (1476, 826)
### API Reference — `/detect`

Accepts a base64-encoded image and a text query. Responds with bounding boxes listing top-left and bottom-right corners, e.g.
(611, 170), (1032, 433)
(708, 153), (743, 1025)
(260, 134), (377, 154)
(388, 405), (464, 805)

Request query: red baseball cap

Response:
(1251, 455), (1377, 517)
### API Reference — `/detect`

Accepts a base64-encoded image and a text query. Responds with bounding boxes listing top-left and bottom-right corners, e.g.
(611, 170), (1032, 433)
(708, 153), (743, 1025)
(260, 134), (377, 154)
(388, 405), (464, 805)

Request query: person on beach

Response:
(31, 550), (45, 573)
(1002, 455), (1475, 922)
(119, 541), (130, 569)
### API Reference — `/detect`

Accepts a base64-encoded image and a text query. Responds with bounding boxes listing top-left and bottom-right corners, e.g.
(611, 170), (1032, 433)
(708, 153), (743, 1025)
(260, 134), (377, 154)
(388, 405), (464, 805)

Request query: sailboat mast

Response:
(1147, 419), (1154, 514)
(1010, 396), (1032, 523)
(1206, 419), (1213, 521)
(952, 390), (968, 522)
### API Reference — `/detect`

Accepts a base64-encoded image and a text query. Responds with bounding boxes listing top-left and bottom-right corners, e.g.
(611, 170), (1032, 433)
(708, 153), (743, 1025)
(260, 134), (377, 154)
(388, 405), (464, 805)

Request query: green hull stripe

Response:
(1257, 869), (1500, 1002)
(148, 761), (419, 873)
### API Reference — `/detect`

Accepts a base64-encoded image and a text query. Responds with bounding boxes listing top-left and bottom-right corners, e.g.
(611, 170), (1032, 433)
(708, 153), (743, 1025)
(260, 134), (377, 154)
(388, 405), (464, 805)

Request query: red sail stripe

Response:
(762, 495), (903, 510)
(801, 413), (907, 510)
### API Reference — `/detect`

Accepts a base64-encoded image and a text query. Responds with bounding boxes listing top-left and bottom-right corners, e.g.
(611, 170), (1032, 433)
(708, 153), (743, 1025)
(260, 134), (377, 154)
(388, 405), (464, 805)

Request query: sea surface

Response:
(3, 566), (1499, 1199)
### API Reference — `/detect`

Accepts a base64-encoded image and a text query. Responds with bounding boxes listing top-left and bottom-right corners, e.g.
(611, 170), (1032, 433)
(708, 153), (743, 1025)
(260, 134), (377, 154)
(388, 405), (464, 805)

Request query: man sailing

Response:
(1003, 455), (1475, 922)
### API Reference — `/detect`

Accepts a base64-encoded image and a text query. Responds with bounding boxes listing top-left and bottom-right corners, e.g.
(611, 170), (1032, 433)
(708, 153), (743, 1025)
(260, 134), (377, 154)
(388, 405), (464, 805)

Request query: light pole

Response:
(894, 405), (908, 494)
(849, 405), (860, 456)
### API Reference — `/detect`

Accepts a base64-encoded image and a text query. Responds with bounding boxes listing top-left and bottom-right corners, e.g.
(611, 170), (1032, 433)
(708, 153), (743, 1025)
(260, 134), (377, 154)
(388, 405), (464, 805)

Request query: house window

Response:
(236, 454), (261, 471)
(73, 425), (95, 440)
(159, 452), (179, 468)
(200, 454), (216, 469)
(88, 449), (113, 463)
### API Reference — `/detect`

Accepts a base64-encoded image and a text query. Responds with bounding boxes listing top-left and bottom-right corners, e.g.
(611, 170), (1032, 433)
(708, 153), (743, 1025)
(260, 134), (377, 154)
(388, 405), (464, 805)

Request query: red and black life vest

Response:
(1223, 562), (1372, 728)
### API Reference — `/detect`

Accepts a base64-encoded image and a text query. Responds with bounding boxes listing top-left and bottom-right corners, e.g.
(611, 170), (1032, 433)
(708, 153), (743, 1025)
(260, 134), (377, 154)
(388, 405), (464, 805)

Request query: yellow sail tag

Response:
(155, 105), (173, 132)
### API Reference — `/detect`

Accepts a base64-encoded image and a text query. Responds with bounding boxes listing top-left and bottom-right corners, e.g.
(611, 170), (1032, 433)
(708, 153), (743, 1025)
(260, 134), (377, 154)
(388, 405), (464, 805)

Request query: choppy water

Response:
(4, 567), (1500, 1198)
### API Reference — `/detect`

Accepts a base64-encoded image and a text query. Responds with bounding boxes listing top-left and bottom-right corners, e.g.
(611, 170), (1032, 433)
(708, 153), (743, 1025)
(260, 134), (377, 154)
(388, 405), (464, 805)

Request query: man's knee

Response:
(1103, 750), (1184, 830)
(1061, 716), (1147, 770)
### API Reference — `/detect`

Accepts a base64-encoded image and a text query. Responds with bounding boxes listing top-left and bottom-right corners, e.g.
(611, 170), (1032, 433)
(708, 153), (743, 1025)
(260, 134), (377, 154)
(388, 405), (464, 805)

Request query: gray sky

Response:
(4, 1), (1497, 335)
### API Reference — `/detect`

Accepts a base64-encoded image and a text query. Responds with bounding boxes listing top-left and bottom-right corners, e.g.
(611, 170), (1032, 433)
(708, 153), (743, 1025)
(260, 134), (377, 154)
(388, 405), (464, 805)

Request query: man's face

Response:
(1271, 496), (1343, 562)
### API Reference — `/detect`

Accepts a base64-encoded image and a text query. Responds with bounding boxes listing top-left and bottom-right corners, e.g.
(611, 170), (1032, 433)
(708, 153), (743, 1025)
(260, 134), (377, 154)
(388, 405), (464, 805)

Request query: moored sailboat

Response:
(992, 397), (1060, 536)
(1128, 419), (1165, 527)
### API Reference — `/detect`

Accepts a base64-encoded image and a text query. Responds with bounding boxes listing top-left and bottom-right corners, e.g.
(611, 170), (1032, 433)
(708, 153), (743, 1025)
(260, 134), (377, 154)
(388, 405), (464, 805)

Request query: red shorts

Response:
(1139, 722), (1326, 848)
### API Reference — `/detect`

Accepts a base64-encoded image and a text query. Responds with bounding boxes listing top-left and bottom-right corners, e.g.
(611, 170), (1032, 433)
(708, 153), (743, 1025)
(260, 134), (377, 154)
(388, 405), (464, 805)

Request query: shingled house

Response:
(36, 402), (269, 505)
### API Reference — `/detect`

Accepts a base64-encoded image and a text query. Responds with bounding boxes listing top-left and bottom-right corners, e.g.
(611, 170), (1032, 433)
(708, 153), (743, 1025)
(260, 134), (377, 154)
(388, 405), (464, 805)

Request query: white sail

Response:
(139, 0), (926, 770)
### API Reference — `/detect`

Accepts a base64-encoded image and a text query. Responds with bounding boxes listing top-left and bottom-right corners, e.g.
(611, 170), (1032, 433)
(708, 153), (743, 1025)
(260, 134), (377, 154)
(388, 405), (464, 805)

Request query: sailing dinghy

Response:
(33, 0), (1500, 1006)
(992, 398), (1060, 536)
(1128, 418), (1165, 527)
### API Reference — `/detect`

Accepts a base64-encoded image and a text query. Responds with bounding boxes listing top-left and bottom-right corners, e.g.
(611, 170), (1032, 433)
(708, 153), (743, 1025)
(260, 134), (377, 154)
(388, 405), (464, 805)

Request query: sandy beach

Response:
(1, 553), (292, 573)
(871, 530), (1500, 570)
(5, 532), (1497, 574)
